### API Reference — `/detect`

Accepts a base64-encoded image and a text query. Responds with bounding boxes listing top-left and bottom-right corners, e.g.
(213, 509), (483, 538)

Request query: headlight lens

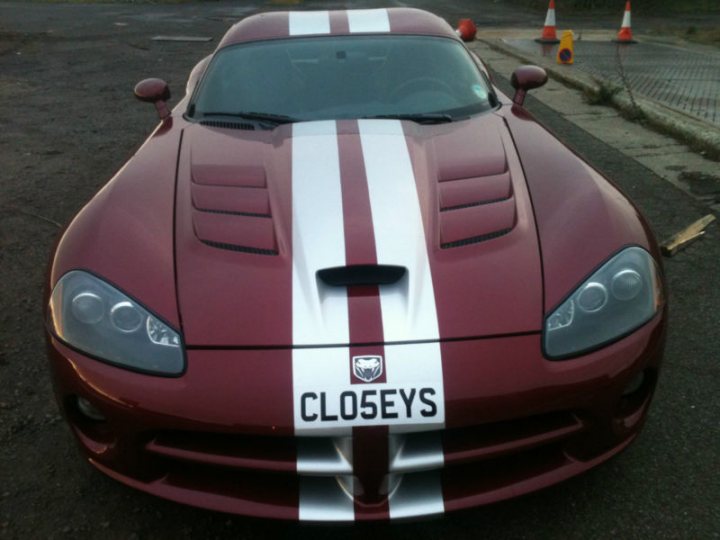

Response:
(544, 247), (663, 359)
(48, 270), (185, 375)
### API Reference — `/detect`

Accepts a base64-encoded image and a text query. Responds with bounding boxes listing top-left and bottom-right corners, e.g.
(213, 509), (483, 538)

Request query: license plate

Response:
(294, 384), (444, 434)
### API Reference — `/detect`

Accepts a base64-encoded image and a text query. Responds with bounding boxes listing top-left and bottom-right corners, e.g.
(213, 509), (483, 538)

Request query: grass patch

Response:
(583, 78), (621, 106)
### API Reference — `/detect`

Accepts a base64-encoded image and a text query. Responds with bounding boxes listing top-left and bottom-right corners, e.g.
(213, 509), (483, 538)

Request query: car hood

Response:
(175, 115), (542, 347)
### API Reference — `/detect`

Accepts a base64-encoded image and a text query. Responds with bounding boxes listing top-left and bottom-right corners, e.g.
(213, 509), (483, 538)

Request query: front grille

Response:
(444, 410), (583, 464)
(147, 431), (295, 472)
(143, 410), (586, 517)
(442, 441), (572, 511)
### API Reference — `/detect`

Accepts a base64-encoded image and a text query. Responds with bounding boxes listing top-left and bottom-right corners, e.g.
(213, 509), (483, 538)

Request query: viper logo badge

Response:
(352, 355), (383, 383)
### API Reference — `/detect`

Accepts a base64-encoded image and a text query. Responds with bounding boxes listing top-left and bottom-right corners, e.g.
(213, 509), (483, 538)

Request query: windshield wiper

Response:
(361, 113), (453, 124)
(200, 111), (299, 125)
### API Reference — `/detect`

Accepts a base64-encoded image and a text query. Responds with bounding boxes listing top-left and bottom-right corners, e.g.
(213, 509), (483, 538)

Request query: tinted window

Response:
(192, 36), (494, 120)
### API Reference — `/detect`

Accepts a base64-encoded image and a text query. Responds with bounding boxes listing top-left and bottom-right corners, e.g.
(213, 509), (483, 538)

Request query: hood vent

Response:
(317, 265), (406, 287)
(437, 166), (517, 249)
(198, 239), (278, 256)
(190, 164), (278, 255)
(441, 228), (513, 249)
(431, 122), (518, 250)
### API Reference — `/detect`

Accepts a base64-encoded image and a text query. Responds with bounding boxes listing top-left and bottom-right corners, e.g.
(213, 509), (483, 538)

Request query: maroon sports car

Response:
(45, 8), (666, 521)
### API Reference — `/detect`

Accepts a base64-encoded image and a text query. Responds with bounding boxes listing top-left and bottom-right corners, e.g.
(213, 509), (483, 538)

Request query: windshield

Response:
(190, 35), (496, 122)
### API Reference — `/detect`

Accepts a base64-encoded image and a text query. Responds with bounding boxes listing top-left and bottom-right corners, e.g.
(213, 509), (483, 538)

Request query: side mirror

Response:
(134, 78), (171, 120)
(510, 66), (548, 107)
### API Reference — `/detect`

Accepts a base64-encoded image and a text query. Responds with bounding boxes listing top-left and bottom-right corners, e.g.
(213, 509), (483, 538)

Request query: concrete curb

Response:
(477, 38), (720, 160)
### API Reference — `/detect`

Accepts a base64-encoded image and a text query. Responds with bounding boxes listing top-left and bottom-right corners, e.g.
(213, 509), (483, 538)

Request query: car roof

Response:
(217, 8), (459, 49)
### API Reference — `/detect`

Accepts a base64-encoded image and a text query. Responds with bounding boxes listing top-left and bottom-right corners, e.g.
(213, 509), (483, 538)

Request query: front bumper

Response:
(46, 312), (665, 521)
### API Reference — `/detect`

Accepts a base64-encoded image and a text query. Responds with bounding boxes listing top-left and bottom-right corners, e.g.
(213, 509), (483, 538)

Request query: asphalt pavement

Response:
(0, 2), (719, 538)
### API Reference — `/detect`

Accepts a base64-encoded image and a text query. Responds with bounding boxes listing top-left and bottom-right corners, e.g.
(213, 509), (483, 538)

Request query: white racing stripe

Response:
(289, 11), (331, 36)
(358, 120), (441, 345)
(358, 119), (445, 516)
(292, 121), (353, 521)
(292, 120), (445, 519)
(347, 9), (391, 33)
(291, 121), (347, 347)
(292, 120), (445, 435)
(298, 476), (355, 521)
(291, 121), (350, 430)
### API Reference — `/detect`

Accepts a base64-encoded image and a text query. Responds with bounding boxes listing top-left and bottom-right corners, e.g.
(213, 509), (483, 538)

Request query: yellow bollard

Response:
(556, 30), (574, 65)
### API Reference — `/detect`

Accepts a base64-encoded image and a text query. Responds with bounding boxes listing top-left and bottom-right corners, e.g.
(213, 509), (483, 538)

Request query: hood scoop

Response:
(317, 265), (406, 287)
(190, 158), (278, 255)
(433, 124), (517, 249)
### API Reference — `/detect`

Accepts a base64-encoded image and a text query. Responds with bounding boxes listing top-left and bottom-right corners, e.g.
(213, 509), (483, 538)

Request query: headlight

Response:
(48, 270), (185, 375)
(544, 247), (663, 359)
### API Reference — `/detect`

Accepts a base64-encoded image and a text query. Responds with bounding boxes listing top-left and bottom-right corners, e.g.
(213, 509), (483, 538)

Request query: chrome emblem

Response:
(352, 355), (383, 383)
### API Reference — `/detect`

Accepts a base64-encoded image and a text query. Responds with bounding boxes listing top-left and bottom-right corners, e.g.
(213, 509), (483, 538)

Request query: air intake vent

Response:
(317, 265), (406, 287)
(191, 166), (277, 256)
(441, 228), (512, 249)
(200, 120), (255, 131)
(437, 168), (517, 249)
(199, 239), (278, 256)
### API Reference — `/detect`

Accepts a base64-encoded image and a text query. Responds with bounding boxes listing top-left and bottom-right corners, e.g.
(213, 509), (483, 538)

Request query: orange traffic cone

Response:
(614, 1), (637, 44)
(535, 0), (560, 44)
